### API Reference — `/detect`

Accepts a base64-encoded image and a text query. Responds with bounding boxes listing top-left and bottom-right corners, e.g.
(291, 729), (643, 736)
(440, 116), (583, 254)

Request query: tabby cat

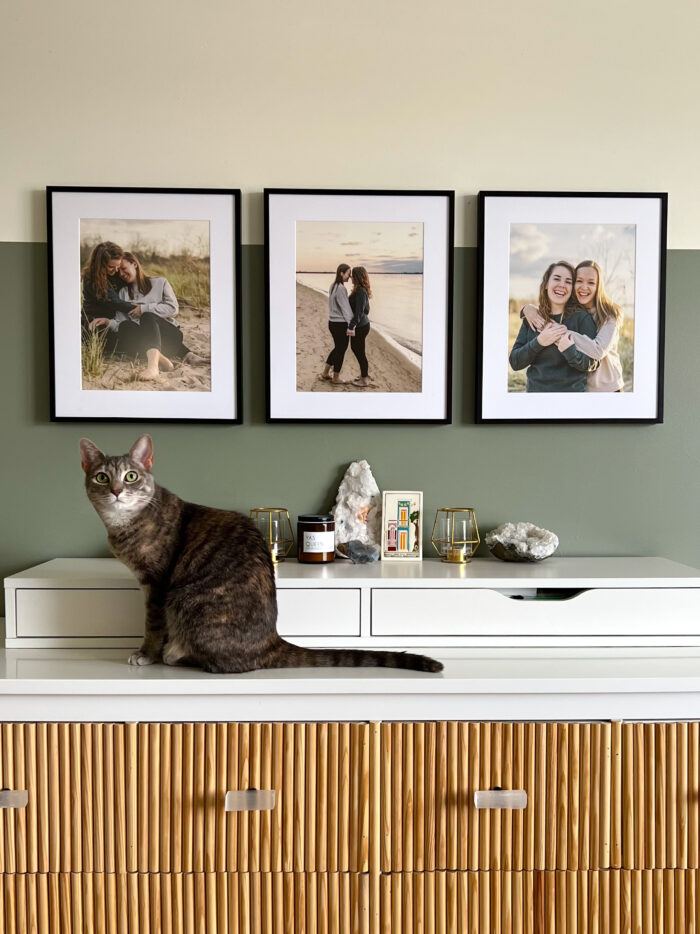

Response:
(80, 436), (443, 674)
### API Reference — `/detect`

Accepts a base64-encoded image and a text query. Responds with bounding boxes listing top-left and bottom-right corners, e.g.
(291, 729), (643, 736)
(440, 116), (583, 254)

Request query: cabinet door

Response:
(379, 870), (700, 934)
(377, 721), (621, 873)
(0, 872), (370, 934)
(0, 723), (134, 874)
(134, 722), (370, 874)
(621, 721), (700, 869)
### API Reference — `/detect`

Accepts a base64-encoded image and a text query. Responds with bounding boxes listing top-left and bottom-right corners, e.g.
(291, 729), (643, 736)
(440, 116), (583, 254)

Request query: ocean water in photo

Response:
(296, 273), (424, 366)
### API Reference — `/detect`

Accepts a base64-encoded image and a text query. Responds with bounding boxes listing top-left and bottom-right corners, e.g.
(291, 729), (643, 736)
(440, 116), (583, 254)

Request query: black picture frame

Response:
(47, 185), (243, 423)
(264, 188), (454, 424)
(476, 190), (667, 424)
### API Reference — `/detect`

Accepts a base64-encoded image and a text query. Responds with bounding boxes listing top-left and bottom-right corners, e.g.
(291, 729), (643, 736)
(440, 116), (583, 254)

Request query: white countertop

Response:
(6, 556), (700, 590)
(2, 647), (700, 722)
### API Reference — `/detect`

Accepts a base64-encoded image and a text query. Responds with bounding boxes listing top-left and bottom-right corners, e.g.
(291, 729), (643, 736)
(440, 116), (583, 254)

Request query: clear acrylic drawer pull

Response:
(225, 789), (276, 812)
(474, 789), (527, 810)
(0, 790), (28, 809)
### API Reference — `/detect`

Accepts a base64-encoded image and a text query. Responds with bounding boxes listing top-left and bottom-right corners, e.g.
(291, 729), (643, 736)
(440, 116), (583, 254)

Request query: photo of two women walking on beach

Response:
(295, 221), (424, 393)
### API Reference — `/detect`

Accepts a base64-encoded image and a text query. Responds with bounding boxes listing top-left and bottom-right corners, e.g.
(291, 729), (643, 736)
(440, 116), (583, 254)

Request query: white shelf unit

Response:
(4, 555), (700, 649)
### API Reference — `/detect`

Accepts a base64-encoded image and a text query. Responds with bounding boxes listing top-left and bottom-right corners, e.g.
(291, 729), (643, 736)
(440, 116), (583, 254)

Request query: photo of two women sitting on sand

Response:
(80, 219), (212, 392)
(295, 221), (425, 394)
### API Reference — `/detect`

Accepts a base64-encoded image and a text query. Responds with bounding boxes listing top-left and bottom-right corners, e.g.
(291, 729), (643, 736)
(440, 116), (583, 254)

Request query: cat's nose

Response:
(112, 488), (123, 498)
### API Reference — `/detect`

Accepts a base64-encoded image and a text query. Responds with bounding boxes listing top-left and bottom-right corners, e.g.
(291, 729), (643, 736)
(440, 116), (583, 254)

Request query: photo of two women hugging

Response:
(509, 259), (628, 393)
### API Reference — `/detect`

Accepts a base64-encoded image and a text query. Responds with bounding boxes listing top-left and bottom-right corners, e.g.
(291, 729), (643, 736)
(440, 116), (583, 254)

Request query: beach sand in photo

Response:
(295, 283), (422, 393)
(82, 305), (212, 392)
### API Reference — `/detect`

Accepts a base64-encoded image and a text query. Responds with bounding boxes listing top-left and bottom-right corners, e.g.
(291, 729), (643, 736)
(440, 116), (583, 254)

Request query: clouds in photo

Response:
(509, 222), (636, 311)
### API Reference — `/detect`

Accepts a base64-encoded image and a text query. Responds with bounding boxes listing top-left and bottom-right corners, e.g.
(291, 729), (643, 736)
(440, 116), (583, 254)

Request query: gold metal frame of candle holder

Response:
(249, 507), (295, 562)
(431, 507), (480, 563)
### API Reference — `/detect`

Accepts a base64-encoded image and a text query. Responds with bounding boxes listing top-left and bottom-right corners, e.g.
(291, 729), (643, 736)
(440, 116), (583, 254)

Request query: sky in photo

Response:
(510, 222), (636, 312)
(296, 221), (424, 274)
(80, 219), (210, 258)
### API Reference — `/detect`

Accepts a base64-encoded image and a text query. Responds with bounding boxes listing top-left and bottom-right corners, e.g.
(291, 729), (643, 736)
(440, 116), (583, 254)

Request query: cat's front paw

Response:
(128, 651), (157, 667)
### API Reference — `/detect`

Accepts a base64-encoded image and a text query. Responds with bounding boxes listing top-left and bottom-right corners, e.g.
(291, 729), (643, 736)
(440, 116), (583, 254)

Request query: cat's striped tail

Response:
(270, 640), (443, 673)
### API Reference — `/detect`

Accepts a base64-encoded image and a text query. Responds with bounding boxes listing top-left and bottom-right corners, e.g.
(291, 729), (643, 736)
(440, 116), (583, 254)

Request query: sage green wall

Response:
(1, 240), (699, 613)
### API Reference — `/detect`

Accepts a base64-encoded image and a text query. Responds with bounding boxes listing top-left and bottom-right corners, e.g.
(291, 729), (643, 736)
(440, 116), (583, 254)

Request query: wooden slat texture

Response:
(0, 871), (369, 933)
(0, 723), (131, 875)
(376, 721), (620, 872)
(0, 720), (371, 878)
(378, 870), (700, 934)
(127, 720), (369, 874)
(621, 721), (700, 869)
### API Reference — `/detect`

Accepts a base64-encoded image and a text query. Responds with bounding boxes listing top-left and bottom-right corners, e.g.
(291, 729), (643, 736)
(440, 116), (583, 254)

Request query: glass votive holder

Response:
(250, 507), (295, 563)
(431, 507), (480, 563)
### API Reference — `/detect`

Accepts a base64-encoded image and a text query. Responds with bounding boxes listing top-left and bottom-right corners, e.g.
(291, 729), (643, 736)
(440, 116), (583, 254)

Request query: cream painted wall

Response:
(3, 0), (700, 246)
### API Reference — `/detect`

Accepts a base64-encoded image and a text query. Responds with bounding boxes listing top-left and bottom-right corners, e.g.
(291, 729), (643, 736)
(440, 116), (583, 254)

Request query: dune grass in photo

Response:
(80, 251), (212, 392)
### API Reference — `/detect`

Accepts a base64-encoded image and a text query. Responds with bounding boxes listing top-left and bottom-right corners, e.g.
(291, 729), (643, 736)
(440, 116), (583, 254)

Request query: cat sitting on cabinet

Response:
(79, 435), (443, 675)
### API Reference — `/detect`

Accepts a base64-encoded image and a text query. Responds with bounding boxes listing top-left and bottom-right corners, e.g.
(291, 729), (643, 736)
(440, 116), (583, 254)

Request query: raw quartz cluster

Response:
(331, 460), (382, 562)
(485, 521), (559, 562)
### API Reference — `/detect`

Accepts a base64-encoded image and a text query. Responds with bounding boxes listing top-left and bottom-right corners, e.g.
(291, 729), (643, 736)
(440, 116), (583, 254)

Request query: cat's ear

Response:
(79, 438), (104, 474)
(129, 435), (154, 472)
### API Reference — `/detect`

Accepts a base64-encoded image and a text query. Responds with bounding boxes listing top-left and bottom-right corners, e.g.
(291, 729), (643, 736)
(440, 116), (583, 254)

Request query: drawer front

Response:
(0, 723), (133, 873)
(135, 722), (369, 873)
(276, 589), (360, 637)
(621, 721), (700, 869)
(12, 587), (360, 641)
(371, 587), (700, 637)
(0, 872), (370, 934)
(380, 870), (700, 934)
(378, 721), (620, 872)
(14, 588), (144, 638)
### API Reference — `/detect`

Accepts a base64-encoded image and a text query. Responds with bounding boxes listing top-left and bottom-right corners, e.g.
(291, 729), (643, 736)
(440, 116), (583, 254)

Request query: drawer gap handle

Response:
(474, 789), (527, 810)
(225, 789), (276, 812)
(0, 790), (28, 809)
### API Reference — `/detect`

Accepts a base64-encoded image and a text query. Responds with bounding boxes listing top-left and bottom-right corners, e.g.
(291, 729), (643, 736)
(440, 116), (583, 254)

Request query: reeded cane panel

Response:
(0, 872), (370, 934)
(377, 721), (621, 872)
(134, 722), (370, 874)
(0, 723), (132, 874)
(621, 721), (700, 869)
(379, 870), (700, 934)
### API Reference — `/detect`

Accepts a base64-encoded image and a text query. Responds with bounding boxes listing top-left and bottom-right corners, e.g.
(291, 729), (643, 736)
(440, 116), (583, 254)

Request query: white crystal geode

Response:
(485, 522), (558, 562)
(331, 460), (382, 546)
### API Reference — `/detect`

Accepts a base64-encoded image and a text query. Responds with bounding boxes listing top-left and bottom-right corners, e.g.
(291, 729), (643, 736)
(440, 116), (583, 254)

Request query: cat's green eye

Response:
(125, 471), (139, 483)
(94, 472), (109, 484)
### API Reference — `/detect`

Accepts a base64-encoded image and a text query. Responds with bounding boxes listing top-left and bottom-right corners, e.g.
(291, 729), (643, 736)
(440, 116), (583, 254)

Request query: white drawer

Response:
(276, 588), (360, 636)
(12, 586), (360, 641)
(371, 587), (700, 637)
(15, 588), (144, 638)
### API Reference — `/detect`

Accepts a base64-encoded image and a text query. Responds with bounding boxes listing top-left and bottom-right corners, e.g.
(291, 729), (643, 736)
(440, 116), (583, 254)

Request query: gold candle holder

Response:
(250, 507), (295, 563)
(431, 507), (480, 563)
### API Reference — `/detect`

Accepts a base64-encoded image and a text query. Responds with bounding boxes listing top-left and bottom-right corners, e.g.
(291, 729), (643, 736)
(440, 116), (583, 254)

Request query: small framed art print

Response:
(381, 491), (423, 561)
(477, 191), (667, 424)
(265, 188), (454, 423)
(47, 186), (242, 422)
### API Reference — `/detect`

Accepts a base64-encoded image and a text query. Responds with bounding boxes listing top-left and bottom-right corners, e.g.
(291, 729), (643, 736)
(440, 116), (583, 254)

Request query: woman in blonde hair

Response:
(509, 261), (598, 392)
(521, 260), (624, 392)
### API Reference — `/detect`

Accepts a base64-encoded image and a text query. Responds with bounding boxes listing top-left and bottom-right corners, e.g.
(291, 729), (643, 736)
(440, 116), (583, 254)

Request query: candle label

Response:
(303, 531), (335, 553)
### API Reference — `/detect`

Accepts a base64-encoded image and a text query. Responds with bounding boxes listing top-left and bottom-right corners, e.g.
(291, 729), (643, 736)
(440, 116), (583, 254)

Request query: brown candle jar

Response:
(297, 514), (335, 564)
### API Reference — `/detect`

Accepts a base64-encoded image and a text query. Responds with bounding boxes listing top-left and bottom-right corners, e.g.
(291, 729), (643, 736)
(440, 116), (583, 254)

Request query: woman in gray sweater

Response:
(319, 263), (353, 384)
(116, 252), (209, 380)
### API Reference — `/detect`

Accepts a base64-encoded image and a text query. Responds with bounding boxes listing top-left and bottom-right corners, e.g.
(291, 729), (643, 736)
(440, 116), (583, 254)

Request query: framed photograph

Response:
(47, 186), (242, 422)
(265, 189), (454, 423)
(381, 491), (423, 561)
(477, 191), (667, 424)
